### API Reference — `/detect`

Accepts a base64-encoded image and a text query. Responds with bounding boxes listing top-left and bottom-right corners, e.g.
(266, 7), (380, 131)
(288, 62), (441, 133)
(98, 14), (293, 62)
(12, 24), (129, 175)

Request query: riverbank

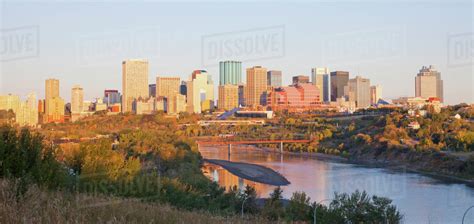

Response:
(204, 159), (290, 186)
(233, 145), (474, 187)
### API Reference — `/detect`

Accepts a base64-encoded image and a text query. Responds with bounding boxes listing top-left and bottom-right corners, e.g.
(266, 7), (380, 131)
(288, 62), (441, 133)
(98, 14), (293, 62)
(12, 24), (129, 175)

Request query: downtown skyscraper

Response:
(245, 66), (268, 108)
(330, 71), (349, 102)
(71, 85), (84, 122)
(156, 76), (182, 114)
(218, 85), (239, 111)
(219, 61), (242, 85)
(45, 78), (65, 123)
(122, 59), (149, 113)
(186, 70), (214, 113)
(71, 85), (84, 114)
(311, 68), (330, 102)
(267, 70), (282, 87)
(415, 65), (444, 102)
(156, 76), (181, 99)
(346, 76), (371, 109)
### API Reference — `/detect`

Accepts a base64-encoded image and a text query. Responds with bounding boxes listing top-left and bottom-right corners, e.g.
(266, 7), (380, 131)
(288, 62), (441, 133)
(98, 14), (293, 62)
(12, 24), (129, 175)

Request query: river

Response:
(199, 146), (474, 224)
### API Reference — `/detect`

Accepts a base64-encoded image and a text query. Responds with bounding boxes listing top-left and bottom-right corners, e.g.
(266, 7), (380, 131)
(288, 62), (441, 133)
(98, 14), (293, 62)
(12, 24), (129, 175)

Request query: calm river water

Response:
(200, 146), (474, 224)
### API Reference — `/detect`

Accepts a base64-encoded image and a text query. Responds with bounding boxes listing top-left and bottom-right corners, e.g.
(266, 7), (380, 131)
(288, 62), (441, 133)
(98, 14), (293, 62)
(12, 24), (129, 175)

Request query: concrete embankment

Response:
(204, 159), (290, 186)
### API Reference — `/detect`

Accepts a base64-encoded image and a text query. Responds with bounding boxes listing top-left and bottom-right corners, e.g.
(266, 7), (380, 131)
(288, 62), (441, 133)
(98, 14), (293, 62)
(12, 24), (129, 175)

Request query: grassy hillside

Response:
(0, 180), (262, 224)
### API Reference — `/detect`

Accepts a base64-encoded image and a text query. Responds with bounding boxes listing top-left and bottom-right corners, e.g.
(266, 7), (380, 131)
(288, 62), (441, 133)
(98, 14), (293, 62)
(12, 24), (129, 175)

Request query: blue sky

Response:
(1, 1), (472, 105)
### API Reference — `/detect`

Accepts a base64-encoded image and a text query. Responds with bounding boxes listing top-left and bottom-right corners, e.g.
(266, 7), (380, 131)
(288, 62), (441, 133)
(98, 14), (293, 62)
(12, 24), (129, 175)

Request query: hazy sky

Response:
(1, 1), (472, 105)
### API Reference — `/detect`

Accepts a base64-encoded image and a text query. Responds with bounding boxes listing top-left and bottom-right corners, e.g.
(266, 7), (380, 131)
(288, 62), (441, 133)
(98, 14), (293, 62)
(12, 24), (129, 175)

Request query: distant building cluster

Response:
(0, 59), (446, 127)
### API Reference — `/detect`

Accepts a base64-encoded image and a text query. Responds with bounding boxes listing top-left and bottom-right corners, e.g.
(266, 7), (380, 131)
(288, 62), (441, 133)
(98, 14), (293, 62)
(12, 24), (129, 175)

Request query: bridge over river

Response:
(196, 139), (311, 160)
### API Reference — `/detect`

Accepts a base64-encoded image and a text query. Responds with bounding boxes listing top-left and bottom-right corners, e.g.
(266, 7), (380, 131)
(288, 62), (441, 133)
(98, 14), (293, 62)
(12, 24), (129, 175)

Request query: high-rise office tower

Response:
(45, 78), (59, 100)
(415, 65), (444, 102)
(292, 75), (310, 85)
(122, 59), (149, 113)
(186, 70), (214, 113)
(311, 68), (330, 102)
(219, 61), (242, 85)
(45, 78), (65, 123)
(267, 70), (282, 87)
(156, 76), (181, 98)
(370, 85), (383, 105)
(330, 71), (349, 101)
(157, 76), (181, 114)
(45, 98), (65, 123)
(346, 76), (371, 108)
(71, 85), (84, 114)
(245, 66), (268, 108)
(218, 85), (239, 111)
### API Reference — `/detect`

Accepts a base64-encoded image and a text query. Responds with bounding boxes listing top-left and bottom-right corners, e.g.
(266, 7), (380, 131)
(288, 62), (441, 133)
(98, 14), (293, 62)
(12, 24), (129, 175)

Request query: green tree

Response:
(329, 190), (403, 223)
(240, 185), (259, 214)
(286, 191), (312, 221)
(262, 187), (285, 220)
(0, 126), (70, 194)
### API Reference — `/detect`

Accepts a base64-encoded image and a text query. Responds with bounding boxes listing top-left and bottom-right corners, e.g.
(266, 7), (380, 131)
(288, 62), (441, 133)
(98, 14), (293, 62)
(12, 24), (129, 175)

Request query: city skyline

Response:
(1, 2), (472, 105)
(0, 61), (455, 106)
(0, 2), (473, 223)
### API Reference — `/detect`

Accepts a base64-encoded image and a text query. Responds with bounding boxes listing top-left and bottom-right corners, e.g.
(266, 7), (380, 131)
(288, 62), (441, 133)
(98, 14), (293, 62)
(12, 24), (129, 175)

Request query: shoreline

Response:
(231, 145), (474, 187)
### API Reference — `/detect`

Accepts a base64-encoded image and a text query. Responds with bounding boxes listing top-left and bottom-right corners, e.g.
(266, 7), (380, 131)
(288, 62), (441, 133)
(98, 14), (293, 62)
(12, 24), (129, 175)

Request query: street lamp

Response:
(314, 198), (332, 224)
(462, 205), (474, 224)
(241, 196), (249, 218)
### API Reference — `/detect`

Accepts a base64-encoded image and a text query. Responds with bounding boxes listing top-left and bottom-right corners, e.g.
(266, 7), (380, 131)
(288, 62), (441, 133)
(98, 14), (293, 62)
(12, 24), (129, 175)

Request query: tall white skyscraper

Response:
(71, 85), (84, 114)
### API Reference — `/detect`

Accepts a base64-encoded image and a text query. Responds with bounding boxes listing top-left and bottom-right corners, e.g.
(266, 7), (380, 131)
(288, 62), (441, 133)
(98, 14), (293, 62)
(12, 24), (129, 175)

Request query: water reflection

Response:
(202, 163), (272, 197)
(199, 146), (474, 224)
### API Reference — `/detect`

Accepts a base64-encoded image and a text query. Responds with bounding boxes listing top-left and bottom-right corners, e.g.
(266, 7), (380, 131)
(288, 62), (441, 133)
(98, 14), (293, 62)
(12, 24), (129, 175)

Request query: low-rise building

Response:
(392, 96), (442, 112)
(136, 97), (156, 115)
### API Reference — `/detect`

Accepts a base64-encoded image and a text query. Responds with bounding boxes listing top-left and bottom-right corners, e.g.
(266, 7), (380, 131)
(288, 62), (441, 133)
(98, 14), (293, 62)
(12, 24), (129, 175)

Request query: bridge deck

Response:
(197, 139), (310, 145)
